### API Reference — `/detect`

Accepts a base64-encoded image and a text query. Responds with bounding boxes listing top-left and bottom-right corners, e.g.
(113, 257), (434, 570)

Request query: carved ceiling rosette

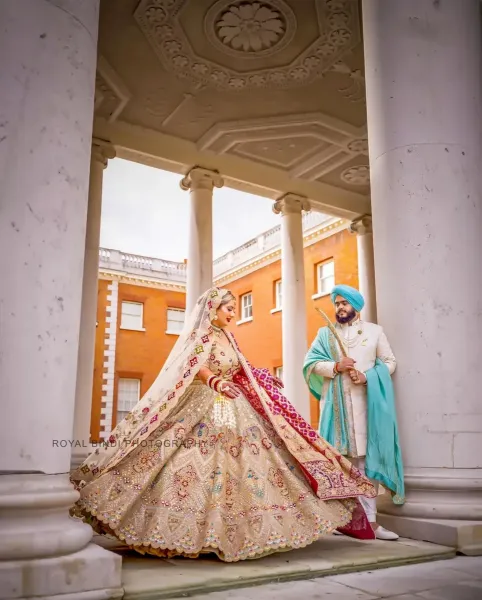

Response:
(347, 138), (368, 154)
(340, 164), (370, 186)
(208, 1), (295, 57)
(134, 0), (360, 91)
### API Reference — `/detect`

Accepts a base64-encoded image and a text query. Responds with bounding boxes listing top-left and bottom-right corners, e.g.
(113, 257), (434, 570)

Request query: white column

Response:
(0, 2), (122, 598)
(273, 194), (311, 422)
(71, 139), (116, 469)
(350, 216), (377, 323)
(180, 167), (223, 315)
(363, 0), (482, 554)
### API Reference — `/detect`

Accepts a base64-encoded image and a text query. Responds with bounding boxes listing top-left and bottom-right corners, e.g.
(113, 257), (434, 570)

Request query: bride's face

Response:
(215, 300), (236, 328)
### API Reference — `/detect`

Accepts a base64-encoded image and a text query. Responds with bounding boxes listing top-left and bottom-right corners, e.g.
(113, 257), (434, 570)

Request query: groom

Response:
(303, 284), (404, 540)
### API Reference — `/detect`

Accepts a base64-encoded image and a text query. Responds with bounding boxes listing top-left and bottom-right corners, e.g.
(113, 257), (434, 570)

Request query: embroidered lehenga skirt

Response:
(72, 341), (371, 562)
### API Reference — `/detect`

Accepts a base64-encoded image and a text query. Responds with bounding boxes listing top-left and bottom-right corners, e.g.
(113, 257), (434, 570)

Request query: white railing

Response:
(99, 212), (339, 284)
(99, 248), (187, 283)
(213, 211), (332, 277)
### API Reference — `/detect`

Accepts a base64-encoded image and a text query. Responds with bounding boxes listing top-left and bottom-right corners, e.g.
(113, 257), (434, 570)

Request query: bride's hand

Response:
(219, 381), (241, 399)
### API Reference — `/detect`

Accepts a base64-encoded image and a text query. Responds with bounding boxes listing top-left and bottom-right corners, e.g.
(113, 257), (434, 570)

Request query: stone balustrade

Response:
(99, 247), (187, 283)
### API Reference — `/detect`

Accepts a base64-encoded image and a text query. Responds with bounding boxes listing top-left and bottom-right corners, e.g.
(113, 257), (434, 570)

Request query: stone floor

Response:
(168, 556), (482, 600)
(94, 534), (457, 600)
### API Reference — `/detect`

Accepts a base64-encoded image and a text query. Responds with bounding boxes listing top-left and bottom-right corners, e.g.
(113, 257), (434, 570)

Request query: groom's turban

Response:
(330, 284), (365, 312)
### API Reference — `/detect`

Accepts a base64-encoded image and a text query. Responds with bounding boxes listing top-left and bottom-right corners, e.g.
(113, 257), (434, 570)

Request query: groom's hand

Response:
(349, 370), (367, 385)
(336, 357), (356, 372)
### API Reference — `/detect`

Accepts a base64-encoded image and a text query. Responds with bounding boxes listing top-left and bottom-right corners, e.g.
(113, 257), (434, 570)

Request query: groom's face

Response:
(334, 296), (357, 324)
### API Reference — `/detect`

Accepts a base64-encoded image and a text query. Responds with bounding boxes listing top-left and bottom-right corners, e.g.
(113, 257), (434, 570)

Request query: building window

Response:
(241, 292), (253, 320)
(166, 308), (185, 335)
(275, 280), (282, 310)
(120, 301), (144, 330)
(116, 378), (140, 423)
(275, 366), (283, 380)
(317, 260), (335, 296)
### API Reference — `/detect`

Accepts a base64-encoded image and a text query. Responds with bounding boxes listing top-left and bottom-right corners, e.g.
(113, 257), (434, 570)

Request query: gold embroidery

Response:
(328, 330), (357, 457)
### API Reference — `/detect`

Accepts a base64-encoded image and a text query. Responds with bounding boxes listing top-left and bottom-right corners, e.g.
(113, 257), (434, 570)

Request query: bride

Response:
(71, 287), (376, 562)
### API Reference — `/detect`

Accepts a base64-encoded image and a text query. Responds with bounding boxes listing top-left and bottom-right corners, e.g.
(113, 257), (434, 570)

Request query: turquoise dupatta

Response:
(303, 327), (405, 505)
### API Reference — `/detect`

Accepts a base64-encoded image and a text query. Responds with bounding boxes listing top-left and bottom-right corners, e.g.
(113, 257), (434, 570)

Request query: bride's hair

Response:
(220, 290), (235, 305)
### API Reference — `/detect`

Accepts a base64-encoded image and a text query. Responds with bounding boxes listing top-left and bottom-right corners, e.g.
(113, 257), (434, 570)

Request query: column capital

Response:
(350, 214), (372, 235)
(272, 193), (310, 216)
(180, 166), (224, 191)
(91, 138), (116, 169)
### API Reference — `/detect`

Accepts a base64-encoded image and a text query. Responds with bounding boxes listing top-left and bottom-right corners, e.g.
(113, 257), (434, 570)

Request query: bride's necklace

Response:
(212, 323), (229, 346)
(212, 323), (224, 337)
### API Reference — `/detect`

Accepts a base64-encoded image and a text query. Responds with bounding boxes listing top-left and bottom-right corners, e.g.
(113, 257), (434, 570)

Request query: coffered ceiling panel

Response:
(96, 0), (370, 216)
(230, 136), (328, 169)
(133, 0), (360, 90)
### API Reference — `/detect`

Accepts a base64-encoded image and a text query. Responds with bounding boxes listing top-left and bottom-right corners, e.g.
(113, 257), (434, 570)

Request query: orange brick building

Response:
(91, 214), (358, 441)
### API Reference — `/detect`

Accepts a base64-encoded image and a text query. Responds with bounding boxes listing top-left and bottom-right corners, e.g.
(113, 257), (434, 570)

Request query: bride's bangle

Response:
(207, 375), (222, 392)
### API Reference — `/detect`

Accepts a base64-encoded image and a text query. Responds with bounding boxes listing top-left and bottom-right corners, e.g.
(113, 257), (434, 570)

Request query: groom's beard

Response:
(335, 308), (357, 324)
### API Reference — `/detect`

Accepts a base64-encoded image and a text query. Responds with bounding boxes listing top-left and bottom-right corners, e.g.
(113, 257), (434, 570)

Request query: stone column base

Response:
(378, 514), (482, 556)
(0, 543), (123, 600)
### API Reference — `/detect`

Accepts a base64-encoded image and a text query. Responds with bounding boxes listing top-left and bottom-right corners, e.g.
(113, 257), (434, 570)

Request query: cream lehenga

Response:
(71, 288), (376, 562)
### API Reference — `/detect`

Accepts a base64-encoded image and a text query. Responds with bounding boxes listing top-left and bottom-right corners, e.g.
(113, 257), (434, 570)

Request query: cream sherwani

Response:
(313, 318), (396, 458)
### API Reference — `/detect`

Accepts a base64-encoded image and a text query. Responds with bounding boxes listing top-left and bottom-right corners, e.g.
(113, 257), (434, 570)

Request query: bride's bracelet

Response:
(207, 375), (222, 392)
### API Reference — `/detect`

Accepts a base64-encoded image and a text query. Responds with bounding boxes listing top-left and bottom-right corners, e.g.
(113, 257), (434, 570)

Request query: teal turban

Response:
(330, 284), (365, 312)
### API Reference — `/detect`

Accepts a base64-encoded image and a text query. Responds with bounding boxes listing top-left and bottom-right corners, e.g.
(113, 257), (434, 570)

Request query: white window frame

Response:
(313, 260), (335, 299)
(120, 301), (145, 331)
(237, 292), (253, 325)
(166, 308), (185, 335)
(116, 378), (140, 424)
(275, 366), (283, 380)
(271, 280), (282, 314)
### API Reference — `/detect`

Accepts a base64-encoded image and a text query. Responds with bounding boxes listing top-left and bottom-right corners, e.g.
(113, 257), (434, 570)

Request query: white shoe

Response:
(332, 530), (343, 536)
(374, 525), (399, 541)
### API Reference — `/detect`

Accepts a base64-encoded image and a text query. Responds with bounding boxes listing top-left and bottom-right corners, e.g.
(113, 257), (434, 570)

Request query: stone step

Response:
(93, 535), (455, 600)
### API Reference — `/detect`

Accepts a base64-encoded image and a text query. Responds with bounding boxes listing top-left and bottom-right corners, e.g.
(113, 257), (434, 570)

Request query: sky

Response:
(100, 158), (281, 261)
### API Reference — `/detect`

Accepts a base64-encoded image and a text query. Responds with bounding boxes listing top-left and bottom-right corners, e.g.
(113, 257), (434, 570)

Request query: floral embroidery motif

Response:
(210, 467), (223, 494)
(246, 468), (264, 498)
(174, 465), (199, 500)
(268, 467), (289, 497)
(174, 426), (186, 439)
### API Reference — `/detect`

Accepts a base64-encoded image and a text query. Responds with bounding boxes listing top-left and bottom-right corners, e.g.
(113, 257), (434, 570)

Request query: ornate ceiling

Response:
(95, 0), (370, 217)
